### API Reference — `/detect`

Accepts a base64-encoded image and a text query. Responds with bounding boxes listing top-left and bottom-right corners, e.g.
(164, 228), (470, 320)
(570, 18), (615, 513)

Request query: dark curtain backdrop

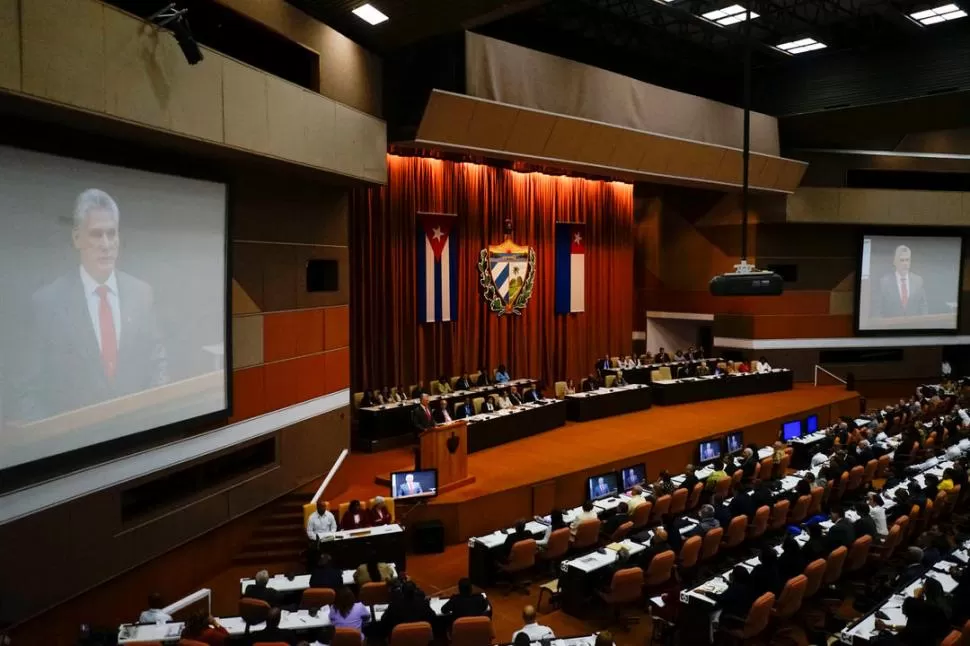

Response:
(350, 155), (634, 392)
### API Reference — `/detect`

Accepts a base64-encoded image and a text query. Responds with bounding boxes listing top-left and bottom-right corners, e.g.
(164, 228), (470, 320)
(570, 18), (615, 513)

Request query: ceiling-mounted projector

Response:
(710, 261), (784, 296)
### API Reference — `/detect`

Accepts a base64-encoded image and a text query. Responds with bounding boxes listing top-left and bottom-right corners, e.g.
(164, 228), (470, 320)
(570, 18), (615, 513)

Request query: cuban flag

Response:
(555, 223), (585, 314)
(417, 213), (458, 323)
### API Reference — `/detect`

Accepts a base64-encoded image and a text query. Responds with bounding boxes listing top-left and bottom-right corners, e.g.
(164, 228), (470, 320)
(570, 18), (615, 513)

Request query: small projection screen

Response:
(0, 145), (228, 474)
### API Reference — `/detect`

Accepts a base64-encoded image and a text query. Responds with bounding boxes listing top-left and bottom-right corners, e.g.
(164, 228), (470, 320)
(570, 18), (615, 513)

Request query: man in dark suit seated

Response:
(508, 385), (523, 406)
(601, 502), (630, 537)
(379, 581), (435, 640)
(802, 523), (829, 562)
(523, 386), (541, 403)
(442, 577), (490, 621)
(246, 607), (292, 645)
(596, 356), (612, 375)
(476, 367), (491, 387)
(481, 395), (497, 413)
(499, 520), (533, 562)
(455, 397), (475, 419)
(679, 465), (699, 493)
(729, 487), (756, 520)
(410, 380), (426, 399)
(455, 373), (472, 391)
(826, 507), (856, 552)
(653, 347), (671, 363)
(308, 553), (342, 590)
(712, 566), (757, 625)
(852, 502), (877, 540)
(432, 399), (453, 425)
(639, 527), (671, 570)
(242, 570), (283, 608)
(583, 373), (601, 392)
(738, 449), (758, 485)
(750, 483), (773, 513)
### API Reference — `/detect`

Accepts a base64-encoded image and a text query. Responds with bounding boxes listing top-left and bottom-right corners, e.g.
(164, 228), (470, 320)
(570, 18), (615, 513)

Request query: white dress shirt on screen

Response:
(139, 608), (172, 624)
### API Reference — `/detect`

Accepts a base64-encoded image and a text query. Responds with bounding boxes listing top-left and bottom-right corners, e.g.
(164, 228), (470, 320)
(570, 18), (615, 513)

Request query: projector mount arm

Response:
(148, 3), (187, 29)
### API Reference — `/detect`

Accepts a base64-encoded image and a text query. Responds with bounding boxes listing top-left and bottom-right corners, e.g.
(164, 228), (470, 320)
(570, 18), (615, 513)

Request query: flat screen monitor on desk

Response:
(390, 469), (438, 500)
(725, 431), (743, 455)
(587, 471), (619, 500)
(698, 438), (721, 464)
(781, 420), (803, 442)
(805, 414), (818, 434)
(619, 463), (646, 490)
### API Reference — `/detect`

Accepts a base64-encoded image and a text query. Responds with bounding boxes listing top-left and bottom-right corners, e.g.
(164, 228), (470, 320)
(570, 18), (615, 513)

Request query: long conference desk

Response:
(649, 369), (793, 406)
(604, 358), (720, 384)
(564, 383), (652, 421)
(465, 399), (568, 452)
(310, 523), (406, 571)
(357, 378), (537, 439)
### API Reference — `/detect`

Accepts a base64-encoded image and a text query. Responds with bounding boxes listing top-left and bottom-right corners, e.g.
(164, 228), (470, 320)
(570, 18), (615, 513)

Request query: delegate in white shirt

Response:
(139, 608), (172, 624)
(757, 361), (772, 373)
(869, 505), (888, 536)
(513, 623), (555, 642)
(80, 266), (121, 350)
(306, 509), (338, 540)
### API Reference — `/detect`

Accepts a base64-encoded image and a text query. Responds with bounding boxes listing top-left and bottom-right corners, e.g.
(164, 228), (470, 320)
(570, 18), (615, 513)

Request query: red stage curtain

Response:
(351, 155), (633, 392)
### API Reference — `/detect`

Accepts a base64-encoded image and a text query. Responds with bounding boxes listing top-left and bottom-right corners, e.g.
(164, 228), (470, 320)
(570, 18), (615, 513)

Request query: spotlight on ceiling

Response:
(701, 4), (759, 26)
(148, 3), (203, 65)
(776, 37), (828, 54)
(352, 3), (390, 25)
(909, 3), (967, 25)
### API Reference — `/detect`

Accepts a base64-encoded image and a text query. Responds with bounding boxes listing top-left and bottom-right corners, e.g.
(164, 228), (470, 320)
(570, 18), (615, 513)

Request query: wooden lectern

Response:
(419, 420), (475, 493)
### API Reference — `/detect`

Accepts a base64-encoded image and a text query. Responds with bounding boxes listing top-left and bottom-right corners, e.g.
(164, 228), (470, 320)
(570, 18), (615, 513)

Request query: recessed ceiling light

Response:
(701, 4), (759, 26)
(909, 3), (966, 25)
(352, 3), (389, 25)
(777, 37), (828, 54)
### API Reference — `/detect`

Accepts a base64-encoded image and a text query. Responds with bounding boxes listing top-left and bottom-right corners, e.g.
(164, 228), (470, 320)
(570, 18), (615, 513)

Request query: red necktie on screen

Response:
(96, 285), (118, 379)
(900, 276), (909, 309)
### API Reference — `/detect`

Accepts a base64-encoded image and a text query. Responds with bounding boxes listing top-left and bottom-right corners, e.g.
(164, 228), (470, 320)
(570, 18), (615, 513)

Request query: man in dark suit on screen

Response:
(20, 189), (167, 421)
(874, 244), (928, 319)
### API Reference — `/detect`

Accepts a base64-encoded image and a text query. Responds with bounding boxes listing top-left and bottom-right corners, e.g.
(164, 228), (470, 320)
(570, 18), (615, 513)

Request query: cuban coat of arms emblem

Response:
(478, 234), (536, 315)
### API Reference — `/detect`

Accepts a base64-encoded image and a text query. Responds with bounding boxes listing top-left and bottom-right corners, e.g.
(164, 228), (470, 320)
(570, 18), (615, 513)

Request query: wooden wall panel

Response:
(333, 103), (365, 178)
(267, 75), (308, 163)
(103, 8), (171, 130)
(788, 187), (970, 225)
(231, 314), (264, 368)
(263, 311), (301, 362)
(714, 314), (854, 339)
(324, 347), (351, 393)
(0, 0), (20, 91)
(505, 110), (556, 157)
(324, 305), (350, 350)
(230, 365), (266, 422)
(263, 358), (301, 411)
(260, 245), (301, 313)
(295, 353), (328, 402)
(21, 0), (105, 112)
(222, 58), (269, 154)
(303, 91), (335, 170)
(294, 309), (326, 356)
(466, 101), (517, 150)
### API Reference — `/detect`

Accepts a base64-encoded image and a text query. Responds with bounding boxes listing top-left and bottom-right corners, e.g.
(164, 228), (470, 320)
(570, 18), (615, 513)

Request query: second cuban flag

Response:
(417, 213), (458, 323)
(555, 222), (585, 314)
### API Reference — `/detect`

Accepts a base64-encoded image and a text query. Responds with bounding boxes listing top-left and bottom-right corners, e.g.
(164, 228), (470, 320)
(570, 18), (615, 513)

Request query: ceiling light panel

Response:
(777, 37), (827, 54)
(352, 3), (389, 25)
(701, 4), (759, 26)
(909, 3), (966, 25)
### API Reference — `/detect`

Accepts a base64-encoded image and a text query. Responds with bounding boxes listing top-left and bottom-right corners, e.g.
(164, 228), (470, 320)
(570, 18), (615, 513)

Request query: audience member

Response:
(714, 566), (757, 620)
(583, 373), (600, 392)
(777, 535), (805, 582)
(242, 570), (283, 608)
(627, 485), (646, 510)
(613, 370), (628, 387)
(750, 546), (782, 595)
(523, 386), (542, 403)
(536, 509), (567, 549)
(481, 395), (497, 413)
(433, 399), (454, 424)
(455, 373), (472, 390)
(852, 502), (877, 540)
(442, 577), (489, 620)
(306, 499), (337, 541)
(705, 460), (728, 492)
(680, 465), (699, 492)
(379, 581), (435, 637)
(802, 524), (828, 562)
(410, 381), (426, 399)
(756, 356), (772, 373)
(640, 528), (671, 569)
(340, 499), (369, 530)
(570, 501), (599, 539)
(826, 507), (856, 552)
(496, 390), (513, 409)
(687, 504), (720, 538)
(246, 608), (291, 645)
(354, 550), (395, 585)
(508, 385), (523, 406)
(653, 471), (676, 496)
(654, 347), (671, 363)
(500, 520), (533, 561)
(563, 379), (577, 395)
(476, 367), (491, 387)
(139, 593), (172, 624)
(329, 586), (371, 633)
(180, 612), (228, 645)
(867, 493), (889, 536)
(495, 364), (511, 383)
(455, 397), (475, 419)
(512, 605), (555, 642)
(602, 502), (630, 536)
(309, 554), (342, 590)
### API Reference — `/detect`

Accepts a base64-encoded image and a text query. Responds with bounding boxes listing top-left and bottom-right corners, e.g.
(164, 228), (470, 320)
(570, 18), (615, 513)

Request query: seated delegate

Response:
(242, 570), (283, 607)
(495, 364), (511, 383)
(442, 577), (489, 620)
(369, 496), (392, 526)
(340, 499), (369, 530)
(306, 500), (338, 541)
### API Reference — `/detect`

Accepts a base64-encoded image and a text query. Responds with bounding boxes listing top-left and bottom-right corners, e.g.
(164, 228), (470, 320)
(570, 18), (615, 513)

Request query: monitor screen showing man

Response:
(725, 432), (743, 455)
(587, 472), (619, 500)
(857, 234), (962, 332)
(390, 469), (438, 500)
(620, 464), (646, 490)
(0, 145), (227, 473)
(699, 439), (721, 463)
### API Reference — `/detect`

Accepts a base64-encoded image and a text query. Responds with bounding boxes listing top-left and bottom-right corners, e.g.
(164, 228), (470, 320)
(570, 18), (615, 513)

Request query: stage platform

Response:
(404, 384), (860, 543)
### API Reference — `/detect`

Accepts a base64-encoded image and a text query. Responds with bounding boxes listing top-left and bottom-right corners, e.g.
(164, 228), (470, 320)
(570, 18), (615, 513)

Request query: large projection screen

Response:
(856, 232), (964, 334)
(0, 145), (228, 474)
